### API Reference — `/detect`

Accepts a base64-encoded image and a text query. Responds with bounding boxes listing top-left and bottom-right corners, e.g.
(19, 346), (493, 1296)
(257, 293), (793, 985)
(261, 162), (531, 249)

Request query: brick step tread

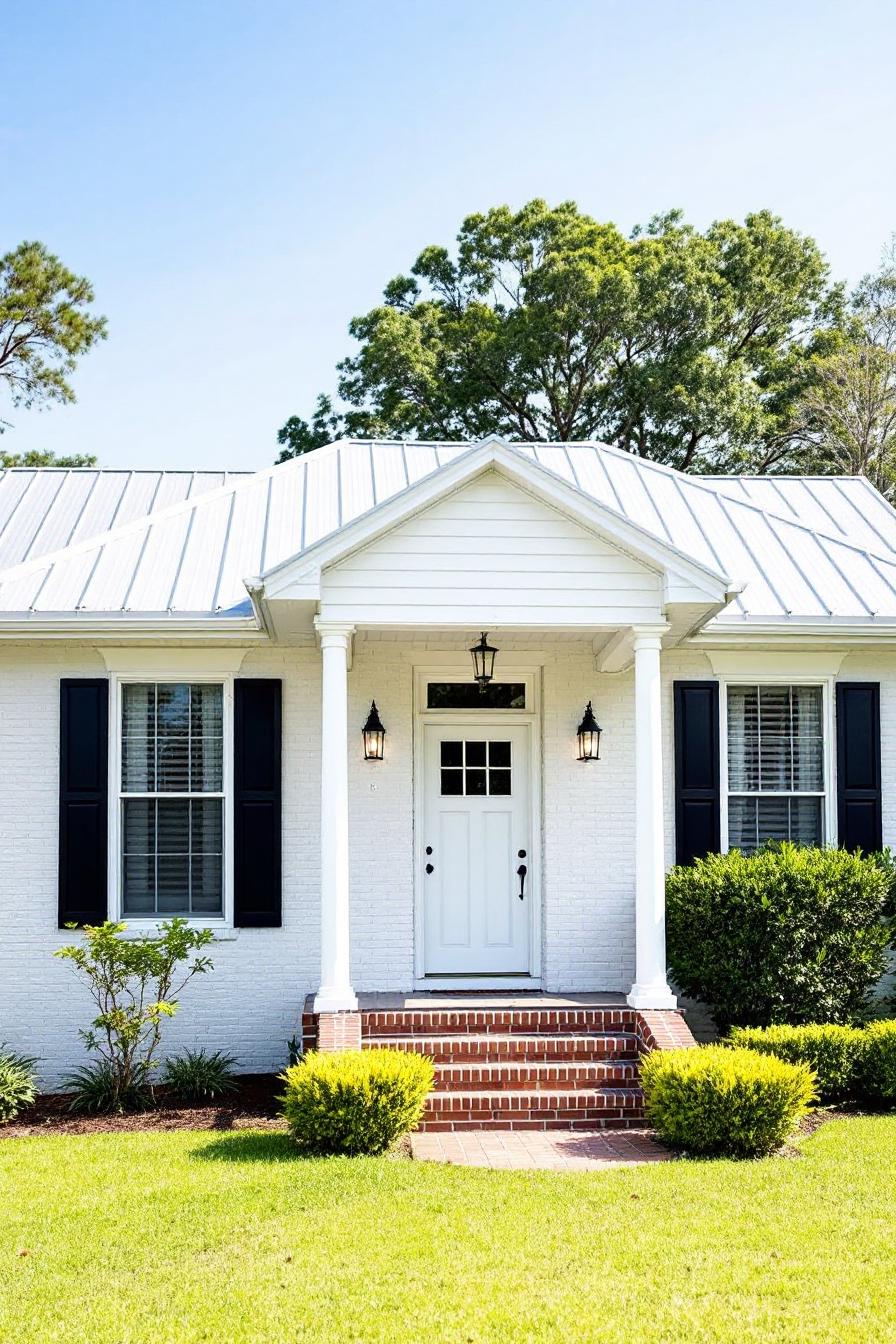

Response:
(363, 1032), (640, 1061)
(432, 1061), (640, 1089)
(417, 1117), (647, 1132)
(362, 1009), (636, 1036)
(426, 1087), (644, 1114)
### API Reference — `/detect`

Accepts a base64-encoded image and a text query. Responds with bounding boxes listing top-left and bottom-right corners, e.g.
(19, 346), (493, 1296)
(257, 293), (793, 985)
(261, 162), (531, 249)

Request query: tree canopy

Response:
(0, 448), (97, 468)
(794, 243), (896, 497)
(0, 240), (107, 433)
(278, 200), (847, 472)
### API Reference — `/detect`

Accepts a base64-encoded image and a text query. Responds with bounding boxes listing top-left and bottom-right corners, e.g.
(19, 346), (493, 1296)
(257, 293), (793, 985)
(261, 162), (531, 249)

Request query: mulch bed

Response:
(1, 1074), (287, 1140)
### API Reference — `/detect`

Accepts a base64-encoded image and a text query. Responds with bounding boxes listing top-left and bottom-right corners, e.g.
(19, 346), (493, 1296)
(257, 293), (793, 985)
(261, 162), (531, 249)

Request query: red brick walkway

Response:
(411, 1127), (670, 1170)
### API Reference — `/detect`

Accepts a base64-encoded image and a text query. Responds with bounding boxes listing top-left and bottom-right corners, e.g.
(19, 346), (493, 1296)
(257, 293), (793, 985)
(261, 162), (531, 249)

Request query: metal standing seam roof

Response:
(0, 441), (895, 624)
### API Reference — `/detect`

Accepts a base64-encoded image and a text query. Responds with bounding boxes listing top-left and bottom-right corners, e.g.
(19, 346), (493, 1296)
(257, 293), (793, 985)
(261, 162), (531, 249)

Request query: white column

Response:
(627, 628), (677, 1010)
(313, 619), (358, 1013)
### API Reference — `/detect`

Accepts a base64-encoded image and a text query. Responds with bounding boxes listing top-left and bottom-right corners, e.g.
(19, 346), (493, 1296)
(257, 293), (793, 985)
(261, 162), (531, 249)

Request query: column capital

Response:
(314, 617), (356, 648)
(631, 623), (670, 653)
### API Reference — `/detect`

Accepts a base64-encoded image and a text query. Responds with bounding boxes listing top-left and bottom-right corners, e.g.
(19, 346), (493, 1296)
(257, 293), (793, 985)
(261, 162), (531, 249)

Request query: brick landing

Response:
(411, 1127), (671, 1170)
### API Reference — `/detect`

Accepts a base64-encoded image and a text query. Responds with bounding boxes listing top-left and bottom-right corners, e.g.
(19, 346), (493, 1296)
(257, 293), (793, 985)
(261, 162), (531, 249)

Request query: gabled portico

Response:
(248, 439), (735, 1028)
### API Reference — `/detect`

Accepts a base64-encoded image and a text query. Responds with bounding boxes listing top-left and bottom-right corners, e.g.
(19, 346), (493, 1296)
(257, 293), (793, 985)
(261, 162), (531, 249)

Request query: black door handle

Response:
(517, 864), (527, 900)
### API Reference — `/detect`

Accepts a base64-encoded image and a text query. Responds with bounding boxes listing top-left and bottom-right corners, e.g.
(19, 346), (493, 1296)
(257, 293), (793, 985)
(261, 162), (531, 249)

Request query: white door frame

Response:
(412, 665), (543, 988)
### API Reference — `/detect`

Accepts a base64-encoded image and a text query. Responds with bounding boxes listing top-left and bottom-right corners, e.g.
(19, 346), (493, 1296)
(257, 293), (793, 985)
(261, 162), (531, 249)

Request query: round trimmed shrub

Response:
(281, 1048), (434, 1156)
(0, 1045), (37, 1124)
(855, 1020), (896, 1107)
(641, 1045), (815, 1157)
(666, 843), (891, 1030)
(728, 1024), (864, 1104)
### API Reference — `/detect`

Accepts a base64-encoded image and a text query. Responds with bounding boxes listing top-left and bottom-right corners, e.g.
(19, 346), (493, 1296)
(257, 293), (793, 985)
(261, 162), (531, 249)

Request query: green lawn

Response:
(2, 1118), (895, 1343)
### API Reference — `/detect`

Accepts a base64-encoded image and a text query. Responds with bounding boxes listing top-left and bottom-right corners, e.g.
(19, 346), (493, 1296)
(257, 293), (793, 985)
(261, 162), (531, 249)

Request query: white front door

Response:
(422, 723), (532, 975)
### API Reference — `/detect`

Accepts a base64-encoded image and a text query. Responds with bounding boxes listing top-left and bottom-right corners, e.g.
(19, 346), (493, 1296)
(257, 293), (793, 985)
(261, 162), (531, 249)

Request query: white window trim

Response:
(719, 674), (837, 853)
(413, 666), (540, 719)
(108, 672), (235, 931)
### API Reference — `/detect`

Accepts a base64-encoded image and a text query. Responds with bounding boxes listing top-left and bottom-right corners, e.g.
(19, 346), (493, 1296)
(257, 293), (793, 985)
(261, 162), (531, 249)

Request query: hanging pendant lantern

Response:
(470, 631), (498, 692)
(362, 700), (386, 760)
(576, 701), (602, 761)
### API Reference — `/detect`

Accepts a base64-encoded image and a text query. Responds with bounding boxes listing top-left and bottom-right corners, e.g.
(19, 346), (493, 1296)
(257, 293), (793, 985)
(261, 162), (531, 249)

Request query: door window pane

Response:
(438, 740), (513, 795)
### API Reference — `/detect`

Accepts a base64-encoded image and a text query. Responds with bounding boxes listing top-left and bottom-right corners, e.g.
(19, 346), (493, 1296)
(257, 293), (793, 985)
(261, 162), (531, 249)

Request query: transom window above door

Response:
(440, 740), (512, 796)
(120, 682), (225, 918)
(726, 684), (825, 854)
(426, 682), (526, 710)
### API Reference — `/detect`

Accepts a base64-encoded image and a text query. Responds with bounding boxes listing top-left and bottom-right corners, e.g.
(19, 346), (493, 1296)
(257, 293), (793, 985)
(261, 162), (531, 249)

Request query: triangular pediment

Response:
(260, 441), (731, 612)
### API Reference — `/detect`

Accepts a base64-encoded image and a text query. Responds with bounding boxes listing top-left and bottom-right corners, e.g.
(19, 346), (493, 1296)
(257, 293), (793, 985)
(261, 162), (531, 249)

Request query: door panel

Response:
(423, 723), (531, 974)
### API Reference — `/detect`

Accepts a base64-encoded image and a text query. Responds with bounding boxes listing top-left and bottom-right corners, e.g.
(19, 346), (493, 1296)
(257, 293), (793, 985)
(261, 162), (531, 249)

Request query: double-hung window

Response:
(119, 682), (225, 917)
(726, 684), (826, 854)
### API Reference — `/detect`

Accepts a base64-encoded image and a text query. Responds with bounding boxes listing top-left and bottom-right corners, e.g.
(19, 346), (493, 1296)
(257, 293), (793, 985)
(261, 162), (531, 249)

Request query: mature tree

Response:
(277, 394), (344, 462)
(0, 241), (107, 431)
(794, 243), (896, 497)
(278, 200), (845, 470)
(0, 448), (97, 468)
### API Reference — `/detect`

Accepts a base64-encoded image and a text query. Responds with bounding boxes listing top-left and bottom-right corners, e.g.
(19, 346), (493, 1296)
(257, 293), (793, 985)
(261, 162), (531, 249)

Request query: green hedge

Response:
(855, 1021), (896, 1107)
(666, 844), (891, 1030)
(281, 1049), (434, 1156)
(727, 1024), (865, 1104)
(641, 1045), (815, 1158)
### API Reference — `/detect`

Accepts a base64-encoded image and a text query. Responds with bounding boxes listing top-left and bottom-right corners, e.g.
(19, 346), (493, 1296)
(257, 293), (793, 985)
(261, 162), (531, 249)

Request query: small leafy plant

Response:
(162, 1048), (238, 1101)
(641, 1045), (815, 1158)
(727, 1024), (865, 1105)
(56, 919), (214, 1113)
(281, 1048), (434, 1156)
(0, 1044), (37, 1123)
(66, 1060), (152, 1114)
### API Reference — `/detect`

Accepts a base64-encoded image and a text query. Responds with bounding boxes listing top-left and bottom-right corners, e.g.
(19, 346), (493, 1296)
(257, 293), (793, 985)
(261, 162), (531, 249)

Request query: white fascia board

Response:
(258, 441), (731, 603)
(0, 614), (264, 641)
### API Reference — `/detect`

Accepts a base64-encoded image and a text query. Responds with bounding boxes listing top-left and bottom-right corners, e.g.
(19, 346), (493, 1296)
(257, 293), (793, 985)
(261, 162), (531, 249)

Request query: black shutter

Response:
(234, 679), (282, 927)
(59, 678), (109, 927)
(673, 681), (721, 865)
(836, 682), (882, 852)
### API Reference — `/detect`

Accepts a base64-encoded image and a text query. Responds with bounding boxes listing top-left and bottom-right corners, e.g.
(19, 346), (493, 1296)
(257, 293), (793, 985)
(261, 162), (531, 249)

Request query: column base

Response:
(627, 982), (678, 1011)
(315, 1010), (362, 1052)
(313, 987), (359, 1014)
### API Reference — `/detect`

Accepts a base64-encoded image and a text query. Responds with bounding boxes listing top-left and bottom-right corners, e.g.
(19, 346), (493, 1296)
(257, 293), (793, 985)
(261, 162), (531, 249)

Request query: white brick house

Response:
(1, 436), (894, 1087)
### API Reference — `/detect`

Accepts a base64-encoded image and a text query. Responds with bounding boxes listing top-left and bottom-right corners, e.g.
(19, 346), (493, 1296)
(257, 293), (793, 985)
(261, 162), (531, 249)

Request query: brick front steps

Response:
(361, 1000), (645, 1132)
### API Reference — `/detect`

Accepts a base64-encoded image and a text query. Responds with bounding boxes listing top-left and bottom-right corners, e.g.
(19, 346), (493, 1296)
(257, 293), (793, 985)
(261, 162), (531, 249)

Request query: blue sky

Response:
(4, 0), (896, 471)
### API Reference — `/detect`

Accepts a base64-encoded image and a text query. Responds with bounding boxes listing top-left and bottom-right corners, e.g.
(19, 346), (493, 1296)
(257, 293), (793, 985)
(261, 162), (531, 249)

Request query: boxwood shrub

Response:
(727, 1024), (865, 1104)
(641, 1045), (815, 1158)
(0, 1045), (37, 1124)
(666, 844), (891, 1030)
(855, 1021), (896, 1107)
(281, 1048), (434, 1156)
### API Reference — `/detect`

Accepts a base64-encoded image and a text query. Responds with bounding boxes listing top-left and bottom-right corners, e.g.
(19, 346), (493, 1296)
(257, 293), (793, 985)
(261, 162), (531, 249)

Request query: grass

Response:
(2, 1118), (896, 1343)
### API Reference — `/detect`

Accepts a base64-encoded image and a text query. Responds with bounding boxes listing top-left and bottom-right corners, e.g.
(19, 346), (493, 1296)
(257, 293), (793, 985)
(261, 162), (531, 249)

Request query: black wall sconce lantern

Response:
(576, 701), (602, 761)
(470, 631), (498, 691)
(362, 700), (386, 760)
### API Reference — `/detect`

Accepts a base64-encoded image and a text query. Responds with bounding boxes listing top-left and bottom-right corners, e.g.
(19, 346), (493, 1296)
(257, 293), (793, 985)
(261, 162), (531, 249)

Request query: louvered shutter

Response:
(836, 683), (882, 852)
(673, 681), (721, 865)
(59, 679), (109, 926)
(234, 679), (282, 927)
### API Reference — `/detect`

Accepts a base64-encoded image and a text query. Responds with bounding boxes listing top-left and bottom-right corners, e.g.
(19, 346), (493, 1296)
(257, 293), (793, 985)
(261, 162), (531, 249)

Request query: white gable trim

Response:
(257, 440), (732, 605)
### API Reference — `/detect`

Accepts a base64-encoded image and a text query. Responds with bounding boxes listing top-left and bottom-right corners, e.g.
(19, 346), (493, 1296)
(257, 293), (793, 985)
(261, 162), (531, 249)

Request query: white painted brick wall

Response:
(3, 635), (895, 1084)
